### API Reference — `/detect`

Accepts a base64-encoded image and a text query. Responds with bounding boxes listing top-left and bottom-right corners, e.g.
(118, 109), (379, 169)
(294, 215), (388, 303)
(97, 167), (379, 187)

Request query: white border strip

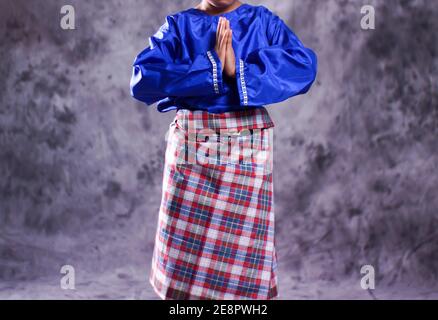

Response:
(207, 51), (220, 94)
(239, 59), (248, 105)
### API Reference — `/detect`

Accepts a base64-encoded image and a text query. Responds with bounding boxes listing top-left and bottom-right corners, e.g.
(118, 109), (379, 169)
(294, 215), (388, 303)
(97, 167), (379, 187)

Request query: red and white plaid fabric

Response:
(149, 107), (278, 300)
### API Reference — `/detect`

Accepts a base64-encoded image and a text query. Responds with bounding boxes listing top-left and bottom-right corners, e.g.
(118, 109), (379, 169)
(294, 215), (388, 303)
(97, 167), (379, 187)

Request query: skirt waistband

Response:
(174, 107), (275, 132)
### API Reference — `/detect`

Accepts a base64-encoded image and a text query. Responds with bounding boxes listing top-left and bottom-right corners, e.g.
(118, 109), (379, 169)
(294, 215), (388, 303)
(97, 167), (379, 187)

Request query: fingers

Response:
(216, 18), (222, 45)
(216, 21), (219, 44)
(224, 30), (230, 52)
(221, 19), (230, 50)
(228, 30), (232, 47)
(215, 17), (233, 73)
(216, 17), (224, 43)
(225, 20), (232, 49)
(220, 26), (228, 50)
(217, 18), (225, 48)
(217, 17), (231, 43)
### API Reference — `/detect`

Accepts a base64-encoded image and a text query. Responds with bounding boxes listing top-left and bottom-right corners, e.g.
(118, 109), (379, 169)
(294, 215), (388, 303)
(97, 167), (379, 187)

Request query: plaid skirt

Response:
(149, 107), (278, 300)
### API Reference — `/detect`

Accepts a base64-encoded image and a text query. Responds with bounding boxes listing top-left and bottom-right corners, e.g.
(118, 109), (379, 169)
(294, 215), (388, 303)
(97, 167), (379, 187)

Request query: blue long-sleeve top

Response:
(130, 3), (318, 113)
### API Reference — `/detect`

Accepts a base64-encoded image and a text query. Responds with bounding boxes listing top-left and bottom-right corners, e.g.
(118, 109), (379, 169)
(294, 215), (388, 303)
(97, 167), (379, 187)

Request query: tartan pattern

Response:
(149, 107), (278, 300)
(175, 107), (275, 132)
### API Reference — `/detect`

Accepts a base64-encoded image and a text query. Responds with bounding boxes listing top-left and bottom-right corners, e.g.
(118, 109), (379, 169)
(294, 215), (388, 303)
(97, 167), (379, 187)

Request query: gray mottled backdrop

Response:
(0, 0), (437, 299)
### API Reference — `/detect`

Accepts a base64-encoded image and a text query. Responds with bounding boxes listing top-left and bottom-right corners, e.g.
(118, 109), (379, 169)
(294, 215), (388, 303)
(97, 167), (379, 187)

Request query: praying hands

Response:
(214, 17), (236, 78)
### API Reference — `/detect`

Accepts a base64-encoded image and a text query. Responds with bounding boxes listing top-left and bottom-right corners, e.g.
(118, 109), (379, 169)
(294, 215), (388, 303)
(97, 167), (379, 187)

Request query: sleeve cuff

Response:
(236, 58), (249, 106)
(207, 50), (223, 95)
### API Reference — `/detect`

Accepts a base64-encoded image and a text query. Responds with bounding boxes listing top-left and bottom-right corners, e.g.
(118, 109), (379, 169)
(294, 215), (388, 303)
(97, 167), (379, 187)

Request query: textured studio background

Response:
(0, 0), (437, 299)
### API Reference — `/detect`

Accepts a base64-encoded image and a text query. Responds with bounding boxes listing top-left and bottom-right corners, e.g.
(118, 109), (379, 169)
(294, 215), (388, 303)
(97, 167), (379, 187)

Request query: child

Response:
(130, 0), (317, 300)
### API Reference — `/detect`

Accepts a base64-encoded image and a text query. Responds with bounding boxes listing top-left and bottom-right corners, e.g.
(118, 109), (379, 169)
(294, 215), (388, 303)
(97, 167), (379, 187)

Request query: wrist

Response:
(225, 67), (236, 78)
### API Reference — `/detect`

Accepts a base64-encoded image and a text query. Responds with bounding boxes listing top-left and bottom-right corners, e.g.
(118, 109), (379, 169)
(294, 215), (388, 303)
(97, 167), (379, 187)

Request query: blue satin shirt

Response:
(130, 3), (318, 113)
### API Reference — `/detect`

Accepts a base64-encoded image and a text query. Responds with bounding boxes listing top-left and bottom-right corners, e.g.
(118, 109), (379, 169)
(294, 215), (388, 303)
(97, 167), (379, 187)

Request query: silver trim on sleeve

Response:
(207, 51), (220, 94)
(239, 59), (248, 105)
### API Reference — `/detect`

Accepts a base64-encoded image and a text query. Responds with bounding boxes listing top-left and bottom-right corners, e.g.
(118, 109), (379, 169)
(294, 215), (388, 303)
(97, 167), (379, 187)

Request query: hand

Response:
(215, 17), (228, 73)
(224, 20), (236, 78)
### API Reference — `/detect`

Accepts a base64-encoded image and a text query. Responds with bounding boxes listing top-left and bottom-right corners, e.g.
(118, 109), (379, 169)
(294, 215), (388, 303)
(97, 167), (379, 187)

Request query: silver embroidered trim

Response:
(239, 59), (248, 105)
(207, 51), (220, 94)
